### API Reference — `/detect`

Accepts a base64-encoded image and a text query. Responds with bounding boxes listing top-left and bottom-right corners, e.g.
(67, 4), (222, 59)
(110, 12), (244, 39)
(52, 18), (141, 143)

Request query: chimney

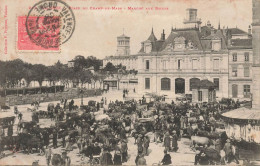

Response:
(161, 29), (165, 40)
(211, 28), (215, 35)
(248, 25), (252, 35)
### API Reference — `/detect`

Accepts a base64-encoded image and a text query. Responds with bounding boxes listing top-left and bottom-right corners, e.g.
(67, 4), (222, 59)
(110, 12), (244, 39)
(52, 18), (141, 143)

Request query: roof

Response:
(200, 29), (228, 50)
(192, 79), (216, 89)
(221, 107), (260, 121)
(160, 29), (203, 51)
(227, 28), (247, 35)
(229, 38), (252, 48)
(147, 28), (157, 42)
(118, 34), (130, 38)
(104, 54), (139, 60)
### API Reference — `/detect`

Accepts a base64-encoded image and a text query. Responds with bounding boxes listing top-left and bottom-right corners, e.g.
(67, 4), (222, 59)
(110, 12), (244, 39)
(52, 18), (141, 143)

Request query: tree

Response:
(103, 62), (117, 73)
(77, 70), (92, 87)
(32, 64), (46, 87)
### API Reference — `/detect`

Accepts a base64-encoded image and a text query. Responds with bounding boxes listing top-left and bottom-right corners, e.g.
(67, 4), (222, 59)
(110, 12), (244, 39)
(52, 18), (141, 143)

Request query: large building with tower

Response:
(103, 7), (254, 101)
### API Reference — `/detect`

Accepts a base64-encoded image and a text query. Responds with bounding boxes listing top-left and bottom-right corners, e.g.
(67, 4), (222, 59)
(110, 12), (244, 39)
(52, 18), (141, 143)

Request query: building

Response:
(67, 55), (85, 68)
(103, 55), (138, 70)
(226, 27), (253, 100)
(252, 0), (260, 108)
(103, 33), (138, 70)
(137, 8), (229, 100)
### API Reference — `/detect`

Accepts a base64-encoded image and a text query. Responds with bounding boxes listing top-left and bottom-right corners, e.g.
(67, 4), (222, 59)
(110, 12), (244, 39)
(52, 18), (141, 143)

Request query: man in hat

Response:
(93, 142), (101, 156)
(113, 149), (122, 165)
(121, 139), (128, 163)
(171, 131), (178, 152)
(223, 139), (232, 162)
(100, 147), (113, 165)
(45, 146), (52, 166)
(161, 150), (172, 165)
(137, 134), (143, 154)
(164, 132), (171, 151)
(143, 135), (150, 156)
(61, 151), (71, 166)
(53, 129), (58, 149)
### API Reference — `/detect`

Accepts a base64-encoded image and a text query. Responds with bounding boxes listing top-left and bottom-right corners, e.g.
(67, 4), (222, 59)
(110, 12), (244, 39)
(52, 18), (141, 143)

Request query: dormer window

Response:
(212, 38), (221, 51)
(144, 42), (152, 53)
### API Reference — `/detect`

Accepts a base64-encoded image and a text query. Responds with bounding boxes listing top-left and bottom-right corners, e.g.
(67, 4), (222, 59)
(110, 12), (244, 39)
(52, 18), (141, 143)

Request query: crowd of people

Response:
(0, 91), (252, 165)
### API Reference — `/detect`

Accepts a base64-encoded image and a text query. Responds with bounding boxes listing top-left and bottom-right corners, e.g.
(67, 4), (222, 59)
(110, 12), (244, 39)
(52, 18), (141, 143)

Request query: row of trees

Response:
(0, 56), (138, 89)
(0, 58), (103, 89)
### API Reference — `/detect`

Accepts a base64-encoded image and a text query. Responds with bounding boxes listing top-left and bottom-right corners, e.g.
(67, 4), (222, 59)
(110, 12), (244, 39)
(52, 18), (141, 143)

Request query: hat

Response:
(226, 139), (230, 143)
(138, 134), (142, 137)
(94, 142), (99, 146)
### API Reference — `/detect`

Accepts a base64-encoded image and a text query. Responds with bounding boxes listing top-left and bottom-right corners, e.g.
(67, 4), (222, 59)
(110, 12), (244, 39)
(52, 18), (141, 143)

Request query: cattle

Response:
(191, 136), (210, 147)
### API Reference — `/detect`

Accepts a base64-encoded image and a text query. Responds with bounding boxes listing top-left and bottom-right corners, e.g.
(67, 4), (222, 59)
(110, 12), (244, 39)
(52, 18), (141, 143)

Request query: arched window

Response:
(161, 78), (171, 90)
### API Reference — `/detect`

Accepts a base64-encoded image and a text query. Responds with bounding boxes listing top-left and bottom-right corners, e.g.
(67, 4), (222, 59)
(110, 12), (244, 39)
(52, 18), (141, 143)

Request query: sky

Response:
(0, 0), (252, 65)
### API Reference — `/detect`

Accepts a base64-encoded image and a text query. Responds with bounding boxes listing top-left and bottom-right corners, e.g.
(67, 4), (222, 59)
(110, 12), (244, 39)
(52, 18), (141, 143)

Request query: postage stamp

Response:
(18, 0), (76, 50)
(17, 16), (60, 51)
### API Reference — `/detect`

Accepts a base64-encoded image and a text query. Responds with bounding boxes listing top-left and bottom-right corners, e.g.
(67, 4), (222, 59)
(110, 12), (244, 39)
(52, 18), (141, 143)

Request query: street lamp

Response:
(80, 89), (84, 106)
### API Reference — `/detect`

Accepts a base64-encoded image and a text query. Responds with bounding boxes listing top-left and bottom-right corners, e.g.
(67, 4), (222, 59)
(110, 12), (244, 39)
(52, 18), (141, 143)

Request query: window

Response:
(213, 78), (219, 90)
(232, 67), (237, 77)
(244, 67), (250, 77)
(162, 60), (167, 70)
(192, 59), (198, 70)
(213, 59), (219, 70)
(198, 91), (202, 101)
(178, 59), (181, 69)
(145, 78), (150, 89)
(244, 85), (250, 98)
(190, 78), (200, 91)
(161, 78), (171, 90)
(145, 60), (150, 70)
(232, 53), (237, 62)
(244, 52), (249, 61)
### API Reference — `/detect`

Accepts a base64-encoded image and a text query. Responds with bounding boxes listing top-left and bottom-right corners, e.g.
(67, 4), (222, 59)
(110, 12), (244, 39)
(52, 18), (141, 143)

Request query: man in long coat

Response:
(121, 139), (128, 163)
(100, 148), (113, 165)
(143, 136), (150, 156)
(171, 131), (178, 152)
(164, 132), (171, 151)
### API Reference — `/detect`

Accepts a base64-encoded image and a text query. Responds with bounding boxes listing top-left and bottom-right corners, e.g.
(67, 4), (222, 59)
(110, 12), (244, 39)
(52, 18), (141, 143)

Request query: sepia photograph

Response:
(0, 0), (260, 165)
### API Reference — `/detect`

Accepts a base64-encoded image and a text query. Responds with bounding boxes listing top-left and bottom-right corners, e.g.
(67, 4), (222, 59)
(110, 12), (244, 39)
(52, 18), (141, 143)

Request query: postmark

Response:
(25, 0), (75, 49)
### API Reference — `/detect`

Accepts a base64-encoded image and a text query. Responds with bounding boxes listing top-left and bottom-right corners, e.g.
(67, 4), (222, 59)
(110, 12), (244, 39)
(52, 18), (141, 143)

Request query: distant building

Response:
(68, 60), (75, 68)
(103, 33), (138, 70)
(67, 55), (85, 68)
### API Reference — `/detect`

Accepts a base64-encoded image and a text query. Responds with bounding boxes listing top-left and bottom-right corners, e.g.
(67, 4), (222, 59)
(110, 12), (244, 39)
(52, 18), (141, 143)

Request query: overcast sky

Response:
(0, 0), (252, 65)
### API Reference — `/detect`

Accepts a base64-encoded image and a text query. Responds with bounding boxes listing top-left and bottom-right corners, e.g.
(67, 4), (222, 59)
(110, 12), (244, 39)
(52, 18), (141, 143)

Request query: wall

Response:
(3, 89), (103, 106)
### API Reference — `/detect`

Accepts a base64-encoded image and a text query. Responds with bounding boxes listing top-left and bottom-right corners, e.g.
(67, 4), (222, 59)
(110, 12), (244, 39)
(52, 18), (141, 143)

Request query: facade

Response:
(226, 28), (253, 100)
(103, 55), (138, 70)
(252, 0), (260, 108)
(137, 9), (229, 100)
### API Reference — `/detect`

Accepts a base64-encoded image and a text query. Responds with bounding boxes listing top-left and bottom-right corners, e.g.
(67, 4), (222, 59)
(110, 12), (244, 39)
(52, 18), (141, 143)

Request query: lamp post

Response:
(80, 89), (83, 106)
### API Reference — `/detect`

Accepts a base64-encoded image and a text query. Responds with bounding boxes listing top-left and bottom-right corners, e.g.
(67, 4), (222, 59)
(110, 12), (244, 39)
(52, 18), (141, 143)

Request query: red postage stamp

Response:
(17, 16), (60, 51)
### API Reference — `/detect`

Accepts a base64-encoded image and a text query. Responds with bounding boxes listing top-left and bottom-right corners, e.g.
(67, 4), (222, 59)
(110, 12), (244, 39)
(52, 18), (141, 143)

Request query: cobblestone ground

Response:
(0, 90), (251, 165)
